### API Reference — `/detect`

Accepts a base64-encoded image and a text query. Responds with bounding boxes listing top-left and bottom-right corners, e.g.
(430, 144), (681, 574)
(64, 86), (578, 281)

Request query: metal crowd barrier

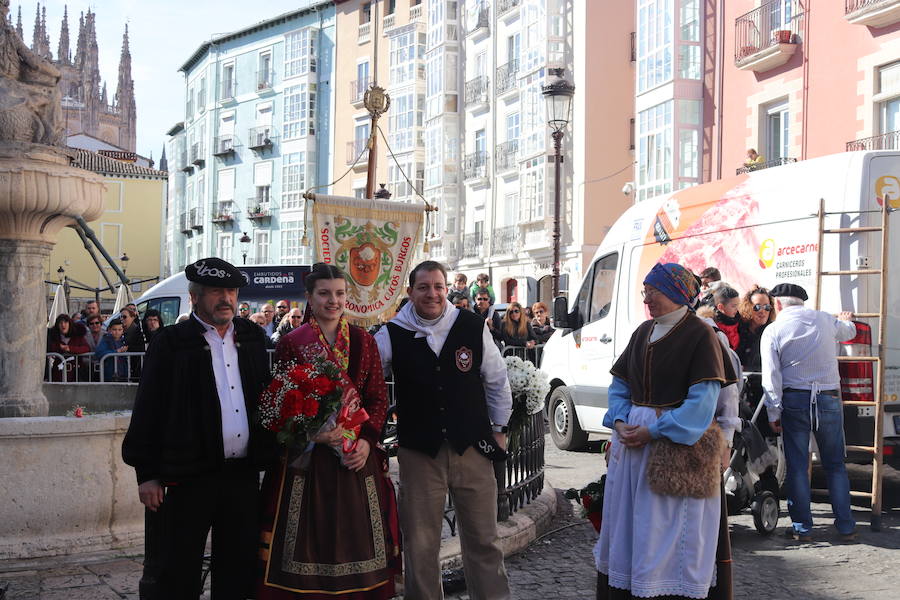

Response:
(501, 343), (545, 367)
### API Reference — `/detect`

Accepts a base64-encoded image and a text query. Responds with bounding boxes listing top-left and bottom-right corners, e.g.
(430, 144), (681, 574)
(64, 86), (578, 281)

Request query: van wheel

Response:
(549, 387), (588, 451)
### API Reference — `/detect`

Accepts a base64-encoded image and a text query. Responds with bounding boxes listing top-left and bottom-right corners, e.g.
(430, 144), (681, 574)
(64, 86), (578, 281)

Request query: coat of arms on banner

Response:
(312, 195), (424, 325)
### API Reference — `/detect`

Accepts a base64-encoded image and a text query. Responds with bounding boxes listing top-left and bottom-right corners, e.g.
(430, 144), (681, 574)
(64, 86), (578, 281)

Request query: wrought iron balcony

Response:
(464, 151), (489, 180)
(212, 136), (237, 157)
(735, 0), (804, 72)
(495, 140), (519, 172)
(350, 77), (371, 106)
(220, 80), (237, 101)
(468, 7), (490, 36)
(247, 127), (275, 150)
(846, 130), (900, 151)
(246, 200), (273, 221)
(256, 70), (275, 92)
(462, 231), (484, 259)
(190, 142), (205, 166)
(845, 0), (900, 27)
(189, 207), (204, 230)
(211, 201), (235, 224)
(490, 225), (519, 255)
(179, 212), (191, 234)
(498, 0), (521, 18)
(735, 156), (797, 175)
(496, 60), (519, 95)
(347, 139), (369, 165)
(465, 76), (490, 107)
(179, 153), (193, 173)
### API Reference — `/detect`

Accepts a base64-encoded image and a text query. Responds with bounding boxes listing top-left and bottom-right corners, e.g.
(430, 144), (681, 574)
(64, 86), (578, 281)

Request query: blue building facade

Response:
(169, 2), (335, 270)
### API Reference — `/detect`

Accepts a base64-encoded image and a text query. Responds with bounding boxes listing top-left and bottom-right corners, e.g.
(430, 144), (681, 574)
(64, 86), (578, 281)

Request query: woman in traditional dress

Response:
(595, 263), (736, 600)
(256, 263), (400, 599)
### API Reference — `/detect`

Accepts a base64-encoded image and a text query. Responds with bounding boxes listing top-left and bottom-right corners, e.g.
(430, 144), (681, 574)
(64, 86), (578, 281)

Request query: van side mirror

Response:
(553, 296), (570, 329)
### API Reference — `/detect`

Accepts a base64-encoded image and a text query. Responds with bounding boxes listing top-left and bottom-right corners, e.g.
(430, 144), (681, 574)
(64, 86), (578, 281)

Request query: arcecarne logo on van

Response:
(758, 238), (818, 278)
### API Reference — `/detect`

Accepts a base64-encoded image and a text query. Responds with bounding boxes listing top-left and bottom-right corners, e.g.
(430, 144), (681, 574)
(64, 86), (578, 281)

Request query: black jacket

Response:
(122, 316), (276, 484)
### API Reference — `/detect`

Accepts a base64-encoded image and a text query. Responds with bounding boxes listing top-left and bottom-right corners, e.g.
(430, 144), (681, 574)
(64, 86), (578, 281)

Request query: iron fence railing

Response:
(496, 60), (519, 95)
(495, 410), (545, 520)
(247, 127), (275, 150)
(190, 142), (205, 165)
(495, 140), (519, 172)
(464, 151), (489, 180)
(350, 77), (371, 104)
(347, 139), (369, 165)
(735, 156), (797, 175)
(220, 80), (237, 101)
(212, 135), (237, 156)
(734, 0), (804, 63)
(211, 201), (235, 223)
(256, 69), (275, 91)
(846, 130), (900, 151)
(498, 0), (521, 17)
(189, 206), (204, 230)
(462, 231), (484, 258)
(470, 6), (490, 33)
(465, 75), (490, 106)
(490, 224), (519, 255)
(179, 212), (191, 233)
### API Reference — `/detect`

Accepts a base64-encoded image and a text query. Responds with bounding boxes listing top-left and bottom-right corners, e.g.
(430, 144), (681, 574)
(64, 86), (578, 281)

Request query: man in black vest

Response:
(375, 260), (512, 600)
(122, 257), (274, 599)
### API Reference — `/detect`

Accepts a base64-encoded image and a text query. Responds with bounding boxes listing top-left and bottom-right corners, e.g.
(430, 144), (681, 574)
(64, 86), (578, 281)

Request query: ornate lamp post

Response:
(239, 232), (251, 265)
(541, 67), (575, 299)
(119, 252), (129, 275)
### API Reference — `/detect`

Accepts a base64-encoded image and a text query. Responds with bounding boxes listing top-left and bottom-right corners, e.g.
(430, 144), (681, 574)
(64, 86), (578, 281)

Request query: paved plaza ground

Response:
(2, 436), (898, 599)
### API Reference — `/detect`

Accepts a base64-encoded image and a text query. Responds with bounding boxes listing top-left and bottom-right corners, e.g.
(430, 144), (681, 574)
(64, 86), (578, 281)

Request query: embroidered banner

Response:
(312, 194), (423, 325)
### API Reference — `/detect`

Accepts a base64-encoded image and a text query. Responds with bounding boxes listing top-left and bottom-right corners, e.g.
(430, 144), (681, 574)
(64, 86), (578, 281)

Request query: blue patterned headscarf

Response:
(643, 263), (700, 307)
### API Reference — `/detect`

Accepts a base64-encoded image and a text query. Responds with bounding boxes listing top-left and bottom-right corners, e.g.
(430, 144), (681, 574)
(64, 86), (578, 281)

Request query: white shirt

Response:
(193, 314), (250, 458)
(760, 305), (856, 421)
(374, 300), (513, 426)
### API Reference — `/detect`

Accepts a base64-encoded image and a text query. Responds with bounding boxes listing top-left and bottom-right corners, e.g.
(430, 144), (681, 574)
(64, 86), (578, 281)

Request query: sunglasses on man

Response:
(753, 304), (772, 312)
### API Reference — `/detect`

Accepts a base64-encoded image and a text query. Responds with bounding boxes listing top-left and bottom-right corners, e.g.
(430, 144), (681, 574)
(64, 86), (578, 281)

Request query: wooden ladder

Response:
(813, 197), (890, 531)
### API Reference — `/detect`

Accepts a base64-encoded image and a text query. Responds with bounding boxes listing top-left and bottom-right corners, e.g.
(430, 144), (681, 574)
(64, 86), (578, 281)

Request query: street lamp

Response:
(119, 252), (130, 275)
(56, 265), (65, 282)
(239, 232), (251, 265)
(542, 67), (575, 300)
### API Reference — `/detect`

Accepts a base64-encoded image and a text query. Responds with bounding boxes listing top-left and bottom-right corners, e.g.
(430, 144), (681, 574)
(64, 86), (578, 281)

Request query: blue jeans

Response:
(781, 390), (856, 535)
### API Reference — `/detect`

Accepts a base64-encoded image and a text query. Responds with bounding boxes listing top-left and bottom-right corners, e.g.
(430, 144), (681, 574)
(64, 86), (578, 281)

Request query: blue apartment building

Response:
(166, 2), (335, 271)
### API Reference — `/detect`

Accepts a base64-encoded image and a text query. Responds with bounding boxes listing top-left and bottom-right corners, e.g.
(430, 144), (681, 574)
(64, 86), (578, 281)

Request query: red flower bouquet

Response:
(258, 356), (345, 448)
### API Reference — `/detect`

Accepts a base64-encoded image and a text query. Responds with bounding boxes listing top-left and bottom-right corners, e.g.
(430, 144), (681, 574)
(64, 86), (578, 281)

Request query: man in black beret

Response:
(760, 282), (858, 543)
(123, 257), (274, 599)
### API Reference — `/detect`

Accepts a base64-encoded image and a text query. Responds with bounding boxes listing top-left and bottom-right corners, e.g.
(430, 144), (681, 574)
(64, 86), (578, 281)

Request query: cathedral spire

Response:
(57, 5), (71, 64)
(159, 146), (168, 173)
(115, 23), (137, 151)
(15, 6), (23, 39)
(74, 10), (85, 69)
(32, 3), (41, 51)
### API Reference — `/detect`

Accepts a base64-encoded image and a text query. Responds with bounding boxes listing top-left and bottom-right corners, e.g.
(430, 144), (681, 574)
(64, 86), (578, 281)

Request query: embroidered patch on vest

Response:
(455, 346), (473, 372)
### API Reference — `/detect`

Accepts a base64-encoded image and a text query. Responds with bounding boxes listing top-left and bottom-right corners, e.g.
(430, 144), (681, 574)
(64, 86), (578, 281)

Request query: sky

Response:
(14, 0), (318, 161)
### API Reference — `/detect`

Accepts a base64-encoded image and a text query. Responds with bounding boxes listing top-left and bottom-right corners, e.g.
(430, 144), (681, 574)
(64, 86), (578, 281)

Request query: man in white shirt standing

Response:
(761, 283), (857, 543)
(375, 260), (512, 600)
(123, 257), (275, 599)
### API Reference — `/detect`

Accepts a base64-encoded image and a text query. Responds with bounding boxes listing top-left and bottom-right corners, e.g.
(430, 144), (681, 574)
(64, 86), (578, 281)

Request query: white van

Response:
(541, 151), (900, 464)
(135, 264), (311, 325)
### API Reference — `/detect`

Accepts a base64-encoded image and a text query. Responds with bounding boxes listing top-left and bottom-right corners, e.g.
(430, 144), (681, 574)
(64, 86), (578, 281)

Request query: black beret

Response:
(185, 257), (248, 288)
(770, 283), (808, 301)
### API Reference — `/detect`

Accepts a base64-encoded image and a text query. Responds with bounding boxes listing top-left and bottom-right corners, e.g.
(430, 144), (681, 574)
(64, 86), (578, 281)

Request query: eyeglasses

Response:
(641, 289), (660, 299)
(239, 307), (250, 312)
(510, 309), (520, 314)
(753, 304), (772, 312)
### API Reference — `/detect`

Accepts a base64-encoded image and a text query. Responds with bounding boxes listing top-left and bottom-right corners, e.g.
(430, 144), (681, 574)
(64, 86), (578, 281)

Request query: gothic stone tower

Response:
(18, 3), (138, 152)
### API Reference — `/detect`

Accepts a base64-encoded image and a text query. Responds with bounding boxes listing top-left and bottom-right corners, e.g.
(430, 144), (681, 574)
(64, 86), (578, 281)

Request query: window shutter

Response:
(254, 161), (273, 186)
(218, 169), (235, 201)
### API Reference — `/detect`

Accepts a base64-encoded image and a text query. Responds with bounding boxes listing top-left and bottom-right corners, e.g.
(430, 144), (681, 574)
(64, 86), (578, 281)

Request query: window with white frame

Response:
(764, 101), (790, 162)
(521, 81), (543, 157)
(198, 77), (207, 112)
(637, 99), (673, 202)
(506, 112), (520, 142)
(254, 230), (270, 265)
(522, 0), (546, 73)
(216, 232), (232, 260)
(678, 99), (701, 183)
(356, 61), (370, 99)
(390, 29), (425, 86)
(197, 173), (206, 212)
(678, 0), (700, 80)
(285, 28), (318, 79)
(217, 168), (235, 207)
(503, 192), (519, 227)
(282, 152), (313, 210)
(877, 61), (900, 136)
(253, 161), (273, 207)
(389, 93), (424, 151)
(637, 0), (674, 93)
(520, 157), (545, 221)
(283, 83), (317, 140)
(425, 127), (441, 188)
(389, 160), (424, 199)
(281, 220), (310, 264)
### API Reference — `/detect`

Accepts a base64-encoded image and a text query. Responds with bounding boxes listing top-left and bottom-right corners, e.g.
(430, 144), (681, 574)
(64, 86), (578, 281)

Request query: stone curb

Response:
(439, 480), (559, 570)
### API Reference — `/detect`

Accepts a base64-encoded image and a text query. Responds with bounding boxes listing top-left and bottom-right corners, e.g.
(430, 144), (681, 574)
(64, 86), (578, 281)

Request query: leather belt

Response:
(784, 387), (839, 397)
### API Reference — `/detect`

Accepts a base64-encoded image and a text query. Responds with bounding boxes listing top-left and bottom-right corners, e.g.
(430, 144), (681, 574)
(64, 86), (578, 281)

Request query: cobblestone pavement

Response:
(2, 435), (898, 599)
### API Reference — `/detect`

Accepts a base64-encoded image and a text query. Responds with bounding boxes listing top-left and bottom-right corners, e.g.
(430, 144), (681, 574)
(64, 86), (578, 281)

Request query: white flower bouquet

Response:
(504, 355), (550, 451)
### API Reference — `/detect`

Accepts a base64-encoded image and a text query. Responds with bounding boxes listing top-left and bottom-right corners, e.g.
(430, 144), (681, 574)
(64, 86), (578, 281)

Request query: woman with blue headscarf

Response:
(595, 263), (737, 600)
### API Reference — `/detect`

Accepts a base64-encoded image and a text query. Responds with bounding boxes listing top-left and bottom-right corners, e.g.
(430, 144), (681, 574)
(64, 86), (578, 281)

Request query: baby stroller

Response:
(723, 372), (786, 535)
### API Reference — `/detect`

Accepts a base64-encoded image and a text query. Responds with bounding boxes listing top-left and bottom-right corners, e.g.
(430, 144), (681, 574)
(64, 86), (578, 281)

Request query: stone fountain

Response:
(0, 0), (104, 417)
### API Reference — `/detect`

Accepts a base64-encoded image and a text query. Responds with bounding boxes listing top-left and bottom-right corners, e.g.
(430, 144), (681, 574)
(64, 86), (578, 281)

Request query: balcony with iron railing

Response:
(220, 80), (237, 102)
(211, 201), (235, 224)
(462, 231), (484, 259)
(179, 152), (193, 173)
(495, 140), (519, 173)
(734, 0), (804, 72)
(463, 151), (489, 181)
(735, 156), (797, 175)
(498, 0), (521, 19)
(465, 76), (490, 109)
(189, 207), (204, 230)
(845, 0), (900, 27)
(350, 77), (371, 106)
(347, 139), (370, 166)
(212, 135), (238, 157)
(179, 212), (191, 234)
(467, 6), (490, 39)
(190, 142), (205, 166)
(846, 130), (900, 151)
(490, 225), (519, 256)
(247, 127), (276, 151)
(246, 197), (274, 221)
(256, 69), (275, 92)
(496, 60), (519, 95)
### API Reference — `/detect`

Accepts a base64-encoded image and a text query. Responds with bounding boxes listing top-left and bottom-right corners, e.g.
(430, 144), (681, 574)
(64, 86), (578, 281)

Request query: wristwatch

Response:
(491, 424), (509, 434)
